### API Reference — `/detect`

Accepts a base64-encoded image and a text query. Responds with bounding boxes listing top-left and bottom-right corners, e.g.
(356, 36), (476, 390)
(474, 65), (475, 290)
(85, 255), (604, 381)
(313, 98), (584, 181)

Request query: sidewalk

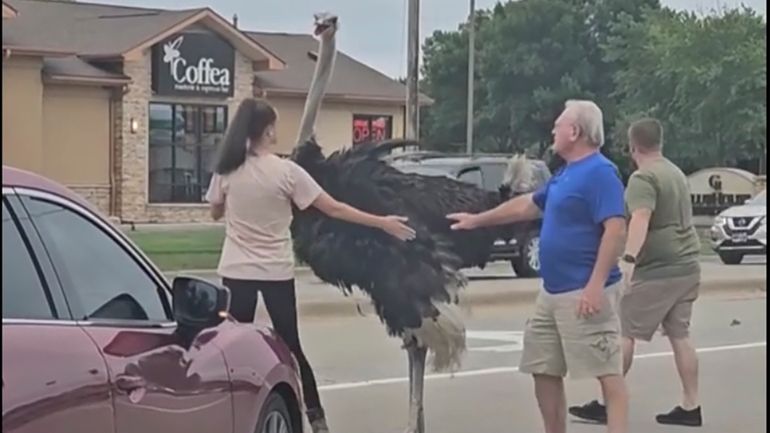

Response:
(168, 260), (766, 320)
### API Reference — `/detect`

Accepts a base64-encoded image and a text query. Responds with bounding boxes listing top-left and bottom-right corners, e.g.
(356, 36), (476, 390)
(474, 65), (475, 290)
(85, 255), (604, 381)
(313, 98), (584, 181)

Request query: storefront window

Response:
(352, 114), (393, 144)
(148, 103), (227, 203)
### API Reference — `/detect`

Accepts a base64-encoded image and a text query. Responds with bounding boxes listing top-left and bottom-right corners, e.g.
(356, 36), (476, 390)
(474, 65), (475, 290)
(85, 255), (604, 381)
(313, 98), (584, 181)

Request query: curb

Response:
(168, 267), (314, 275)
(293, 277), (766, 320)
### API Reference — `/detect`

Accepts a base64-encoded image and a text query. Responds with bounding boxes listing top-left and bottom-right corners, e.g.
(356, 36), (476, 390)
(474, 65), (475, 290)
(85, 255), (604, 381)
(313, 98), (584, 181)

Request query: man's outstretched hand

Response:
(446, 213), (480, 231)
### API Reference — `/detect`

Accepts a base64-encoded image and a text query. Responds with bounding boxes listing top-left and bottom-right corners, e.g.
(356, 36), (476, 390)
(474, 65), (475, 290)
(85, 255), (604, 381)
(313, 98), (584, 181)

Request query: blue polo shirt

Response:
(533, 152), (624, 294)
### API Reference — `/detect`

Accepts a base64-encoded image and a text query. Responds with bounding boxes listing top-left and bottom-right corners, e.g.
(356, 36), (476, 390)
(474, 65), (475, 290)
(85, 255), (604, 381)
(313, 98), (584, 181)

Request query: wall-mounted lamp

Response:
(130, 118), (139, 134)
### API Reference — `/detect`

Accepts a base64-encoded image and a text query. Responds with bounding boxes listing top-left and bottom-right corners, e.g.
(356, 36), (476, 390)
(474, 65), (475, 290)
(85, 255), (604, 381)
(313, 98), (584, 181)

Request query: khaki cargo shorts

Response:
(519, 283), (623, 380)
(620, 271), (700, 342)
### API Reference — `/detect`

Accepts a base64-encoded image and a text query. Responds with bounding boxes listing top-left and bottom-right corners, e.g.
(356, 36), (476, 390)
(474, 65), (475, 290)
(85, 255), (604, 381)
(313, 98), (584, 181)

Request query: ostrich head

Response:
(294, 12), (339, 157)
(313, 12), (339, 38)
(500, 154), (535, 199)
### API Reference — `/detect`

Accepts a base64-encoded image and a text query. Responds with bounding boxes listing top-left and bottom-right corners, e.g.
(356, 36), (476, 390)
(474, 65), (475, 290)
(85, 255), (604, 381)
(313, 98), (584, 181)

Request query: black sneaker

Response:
(568, 400), (607, 424)
(656, 406), (703, 427)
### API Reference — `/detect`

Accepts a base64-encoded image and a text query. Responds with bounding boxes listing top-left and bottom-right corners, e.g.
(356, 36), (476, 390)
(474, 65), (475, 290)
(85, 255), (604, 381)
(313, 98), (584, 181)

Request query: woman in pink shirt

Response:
(206, 98), (415, 433)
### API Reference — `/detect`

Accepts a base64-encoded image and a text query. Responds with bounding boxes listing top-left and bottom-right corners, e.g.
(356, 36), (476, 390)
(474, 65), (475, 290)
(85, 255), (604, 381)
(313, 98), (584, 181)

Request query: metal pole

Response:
(406, 0), (420, 140)
(466, 0), (475, 154)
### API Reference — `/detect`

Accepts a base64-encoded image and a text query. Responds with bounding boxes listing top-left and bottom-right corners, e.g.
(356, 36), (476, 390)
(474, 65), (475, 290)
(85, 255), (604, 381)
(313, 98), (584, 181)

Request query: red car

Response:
(2, 166), (304, 433)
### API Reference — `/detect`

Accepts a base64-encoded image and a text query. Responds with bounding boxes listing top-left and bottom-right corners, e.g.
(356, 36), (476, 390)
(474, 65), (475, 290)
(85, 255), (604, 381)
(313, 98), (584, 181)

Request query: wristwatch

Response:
(621, 253), (636, 264)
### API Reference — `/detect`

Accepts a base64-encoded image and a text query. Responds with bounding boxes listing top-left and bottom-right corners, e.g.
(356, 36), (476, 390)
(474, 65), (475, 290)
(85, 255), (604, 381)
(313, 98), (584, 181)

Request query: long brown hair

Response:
(214, 98), (277, 174)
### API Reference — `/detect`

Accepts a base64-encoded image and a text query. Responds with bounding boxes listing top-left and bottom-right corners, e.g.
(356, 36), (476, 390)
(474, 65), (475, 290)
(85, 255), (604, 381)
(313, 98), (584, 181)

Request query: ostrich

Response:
(289, 13), (534, 433)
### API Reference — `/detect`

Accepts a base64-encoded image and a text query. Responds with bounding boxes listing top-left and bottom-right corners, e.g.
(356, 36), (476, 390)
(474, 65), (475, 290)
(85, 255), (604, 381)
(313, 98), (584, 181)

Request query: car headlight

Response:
(714, 216), (727, 226)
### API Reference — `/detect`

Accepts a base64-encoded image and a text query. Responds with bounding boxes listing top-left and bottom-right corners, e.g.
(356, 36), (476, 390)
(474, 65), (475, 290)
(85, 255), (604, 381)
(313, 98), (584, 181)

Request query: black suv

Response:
(387, 152), (551, 277)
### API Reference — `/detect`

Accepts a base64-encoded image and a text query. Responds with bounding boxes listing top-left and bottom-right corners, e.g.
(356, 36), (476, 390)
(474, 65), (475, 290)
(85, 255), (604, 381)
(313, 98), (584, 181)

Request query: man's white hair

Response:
(564, 99), (604, 147)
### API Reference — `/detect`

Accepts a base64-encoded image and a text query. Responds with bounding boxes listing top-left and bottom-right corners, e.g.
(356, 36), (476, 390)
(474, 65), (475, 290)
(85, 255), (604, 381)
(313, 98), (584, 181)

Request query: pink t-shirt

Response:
(205, 154), (322, 281)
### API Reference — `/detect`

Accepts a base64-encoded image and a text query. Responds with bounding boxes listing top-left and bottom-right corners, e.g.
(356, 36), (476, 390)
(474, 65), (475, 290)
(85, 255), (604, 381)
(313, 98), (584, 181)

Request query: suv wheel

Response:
(512, 232), (540, 278)
(718, 251), (744, 265)
(256, 392), (294, 433)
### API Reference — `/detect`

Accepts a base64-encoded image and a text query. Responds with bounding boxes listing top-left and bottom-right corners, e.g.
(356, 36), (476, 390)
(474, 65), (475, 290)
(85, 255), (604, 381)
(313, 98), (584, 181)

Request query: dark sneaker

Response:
(568, 400), (607, 424)
(656, 406), (703, 427)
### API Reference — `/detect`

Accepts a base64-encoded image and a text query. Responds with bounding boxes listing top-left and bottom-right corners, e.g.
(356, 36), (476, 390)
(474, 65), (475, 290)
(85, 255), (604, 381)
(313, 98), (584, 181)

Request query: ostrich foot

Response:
(404, 339), (427, 433)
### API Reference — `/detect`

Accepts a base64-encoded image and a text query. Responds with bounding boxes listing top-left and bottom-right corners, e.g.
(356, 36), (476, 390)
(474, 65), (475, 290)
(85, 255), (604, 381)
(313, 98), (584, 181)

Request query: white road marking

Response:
(467, 330), (525, 353)
(467, 330), (524, 341)
(318, 341), (766, 392)
(471, 344), (523, 353)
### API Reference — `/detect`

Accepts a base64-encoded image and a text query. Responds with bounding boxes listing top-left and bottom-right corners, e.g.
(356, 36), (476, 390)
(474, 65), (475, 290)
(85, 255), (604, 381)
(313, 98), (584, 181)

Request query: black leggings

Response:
(222, 278), (322, 412)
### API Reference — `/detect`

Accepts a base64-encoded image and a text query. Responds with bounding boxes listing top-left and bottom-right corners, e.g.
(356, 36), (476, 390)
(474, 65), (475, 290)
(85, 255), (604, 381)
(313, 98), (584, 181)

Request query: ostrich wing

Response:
(313, 140), (503, 265)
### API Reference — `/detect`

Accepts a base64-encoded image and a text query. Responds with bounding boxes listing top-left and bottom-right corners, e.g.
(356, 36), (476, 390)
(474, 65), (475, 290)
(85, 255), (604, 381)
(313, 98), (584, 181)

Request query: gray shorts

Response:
(620, 271), (700, 342)
(519, 283), (623, 380)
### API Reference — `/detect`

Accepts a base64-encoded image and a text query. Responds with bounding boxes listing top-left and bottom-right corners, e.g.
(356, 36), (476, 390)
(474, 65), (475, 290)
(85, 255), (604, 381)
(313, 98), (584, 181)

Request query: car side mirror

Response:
(172, 276), (230, 332)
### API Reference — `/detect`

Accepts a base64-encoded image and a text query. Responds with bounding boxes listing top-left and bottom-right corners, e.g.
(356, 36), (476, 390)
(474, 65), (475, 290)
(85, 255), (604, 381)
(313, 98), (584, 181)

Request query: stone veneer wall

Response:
(69, 185), (111, 215)
(755, 175), (766, 194)
(117, 49), (254, 223)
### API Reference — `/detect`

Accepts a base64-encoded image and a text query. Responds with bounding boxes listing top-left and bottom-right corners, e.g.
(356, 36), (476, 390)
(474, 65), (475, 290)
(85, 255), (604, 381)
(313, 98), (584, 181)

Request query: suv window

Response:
(458, 168), (483, 188)
(23, 197), (170, 322)
(395, 164), (455, 178)
(481, 163), (507, 191)
(2, 199), (56, 320)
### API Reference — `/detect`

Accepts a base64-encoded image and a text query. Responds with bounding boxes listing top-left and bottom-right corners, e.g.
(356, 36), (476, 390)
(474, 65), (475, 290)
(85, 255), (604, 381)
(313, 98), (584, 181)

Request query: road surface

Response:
(284, 290), (766, 433)
(171, 257), (766, 319)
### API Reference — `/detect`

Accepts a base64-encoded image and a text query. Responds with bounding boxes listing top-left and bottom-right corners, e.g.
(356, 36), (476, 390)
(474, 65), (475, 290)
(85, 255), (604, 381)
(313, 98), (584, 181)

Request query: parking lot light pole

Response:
(466, 0), (475, 154)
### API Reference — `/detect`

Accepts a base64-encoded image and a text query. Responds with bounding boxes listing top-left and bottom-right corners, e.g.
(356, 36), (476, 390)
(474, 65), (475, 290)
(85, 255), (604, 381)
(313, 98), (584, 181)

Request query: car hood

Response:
(719, 205), (766, 218)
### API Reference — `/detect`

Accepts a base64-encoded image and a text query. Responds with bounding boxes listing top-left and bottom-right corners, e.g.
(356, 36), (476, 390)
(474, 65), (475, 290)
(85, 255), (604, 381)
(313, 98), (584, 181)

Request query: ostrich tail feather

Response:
(405, 301), (466, 373)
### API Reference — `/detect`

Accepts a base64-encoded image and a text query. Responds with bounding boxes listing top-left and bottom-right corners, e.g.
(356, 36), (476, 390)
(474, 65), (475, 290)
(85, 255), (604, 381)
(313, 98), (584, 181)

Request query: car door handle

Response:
(115, 375), (146, 392)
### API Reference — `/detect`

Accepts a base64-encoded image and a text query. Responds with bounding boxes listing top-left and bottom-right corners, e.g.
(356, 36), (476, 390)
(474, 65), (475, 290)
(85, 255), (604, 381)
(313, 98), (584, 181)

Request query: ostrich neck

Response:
(296, 34), (337, 145)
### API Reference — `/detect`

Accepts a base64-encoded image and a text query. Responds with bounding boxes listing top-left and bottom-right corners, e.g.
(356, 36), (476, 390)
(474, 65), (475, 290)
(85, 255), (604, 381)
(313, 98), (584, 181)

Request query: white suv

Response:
(710, 189), (767, 264)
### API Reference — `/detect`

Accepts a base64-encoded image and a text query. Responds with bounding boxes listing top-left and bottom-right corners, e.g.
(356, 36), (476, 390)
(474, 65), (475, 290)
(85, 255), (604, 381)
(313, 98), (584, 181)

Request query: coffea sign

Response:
(152, 32), (235, 97)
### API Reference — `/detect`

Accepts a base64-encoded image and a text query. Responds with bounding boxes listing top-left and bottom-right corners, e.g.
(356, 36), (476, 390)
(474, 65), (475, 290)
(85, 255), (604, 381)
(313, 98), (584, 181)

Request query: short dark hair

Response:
(214, 98), (278, 174)
(628, 118), (663, 152)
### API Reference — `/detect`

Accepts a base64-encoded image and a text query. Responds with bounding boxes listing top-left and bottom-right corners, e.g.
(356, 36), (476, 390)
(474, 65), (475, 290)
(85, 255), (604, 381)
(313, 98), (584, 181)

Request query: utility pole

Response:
(466, 0), (476, 154)
(406, 0), (420, 140)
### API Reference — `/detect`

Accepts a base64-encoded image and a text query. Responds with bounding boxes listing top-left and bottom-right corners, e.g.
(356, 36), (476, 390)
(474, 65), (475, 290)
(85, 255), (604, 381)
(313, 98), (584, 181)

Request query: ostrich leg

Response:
(405, 338), (428, 433)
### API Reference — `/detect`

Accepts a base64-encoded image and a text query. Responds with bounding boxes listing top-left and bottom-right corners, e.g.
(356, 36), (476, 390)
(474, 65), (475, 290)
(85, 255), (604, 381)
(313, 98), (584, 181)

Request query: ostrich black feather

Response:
(291, 138), (506, 338)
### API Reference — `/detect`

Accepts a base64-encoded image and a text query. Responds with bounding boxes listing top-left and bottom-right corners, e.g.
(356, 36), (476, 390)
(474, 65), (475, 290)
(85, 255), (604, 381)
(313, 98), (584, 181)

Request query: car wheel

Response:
(718, 252), (744, 265)
(256, 392), (294, 433)
(512, 232), (540, 278)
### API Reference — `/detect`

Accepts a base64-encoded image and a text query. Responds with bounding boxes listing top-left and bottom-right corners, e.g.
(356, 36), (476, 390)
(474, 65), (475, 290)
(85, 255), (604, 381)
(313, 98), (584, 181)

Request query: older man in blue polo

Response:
(448, 99), (629, 433)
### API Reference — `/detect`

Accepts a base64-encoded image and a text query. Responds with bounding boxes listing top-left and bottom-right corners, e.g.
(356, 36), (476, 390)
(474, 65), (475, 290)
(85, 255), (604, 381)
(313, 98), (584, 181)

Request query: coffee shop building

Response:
(2, 0), (428, 223)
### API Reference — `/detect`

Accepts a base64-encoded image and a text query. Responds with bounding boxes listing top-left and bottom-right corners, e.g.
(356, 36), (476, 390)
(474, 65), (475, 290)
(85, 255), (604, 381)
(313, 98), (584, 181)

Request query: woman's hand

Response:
(312, 192), (416, 241)
(378, 216), (416, 241)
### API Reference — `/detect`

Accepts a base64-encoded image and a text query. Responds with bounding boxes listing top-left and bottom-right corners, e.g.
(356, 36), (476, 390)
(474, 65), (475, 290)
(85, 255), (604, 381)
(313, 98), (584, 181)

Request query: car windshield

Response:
(749, 190), (766, 205)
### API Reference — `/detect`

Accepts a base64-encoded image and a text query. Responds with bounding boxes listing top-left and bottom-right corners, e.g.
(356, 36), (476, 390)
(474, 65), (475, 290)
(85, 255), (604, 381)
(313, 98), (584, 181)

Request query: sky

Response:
(95, 0), (766, 78)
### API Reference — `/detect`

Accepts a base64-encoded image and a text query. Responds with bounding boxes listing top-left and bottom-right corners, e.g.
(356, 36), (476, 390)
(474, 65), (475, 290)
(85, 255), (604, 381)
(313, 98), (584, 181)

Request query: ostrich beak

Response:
(313, 13), (339, 36)
(313, 24), (328, 36)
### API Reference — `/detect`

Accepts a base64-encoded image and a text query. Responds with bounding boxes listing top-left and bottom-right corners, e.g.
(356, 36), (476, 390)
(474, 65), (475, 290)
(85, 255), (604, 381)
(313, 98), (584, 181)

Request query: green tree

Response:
(607, 7), (767, 172)
(420, 0), (659, 161)
(420, 10), (494, 152)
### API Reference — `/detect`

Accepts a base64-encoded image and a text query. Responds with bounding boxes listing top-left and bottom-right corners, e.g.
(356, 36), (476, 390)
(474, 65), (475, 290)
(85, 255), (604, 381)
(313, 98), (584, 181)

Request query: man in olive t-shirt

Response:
(569, 118), (703, 427)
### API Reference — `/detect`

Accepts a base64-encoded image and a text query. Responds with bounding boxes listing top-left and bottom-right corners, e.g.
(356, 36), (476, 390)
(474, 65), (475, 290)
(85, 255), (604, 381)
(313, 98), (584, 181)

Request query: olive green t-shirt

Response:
(625, 158), (701, 280)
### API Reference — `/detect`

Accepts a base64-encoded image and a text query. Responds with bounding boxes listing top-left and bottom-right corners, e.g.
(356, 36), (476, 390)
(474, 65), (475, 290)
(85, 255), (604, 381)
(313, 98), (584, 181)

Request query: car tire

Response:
(255, 392), (294, 433)
(512, 232), (540, 278)
(718, 252), (744, 265)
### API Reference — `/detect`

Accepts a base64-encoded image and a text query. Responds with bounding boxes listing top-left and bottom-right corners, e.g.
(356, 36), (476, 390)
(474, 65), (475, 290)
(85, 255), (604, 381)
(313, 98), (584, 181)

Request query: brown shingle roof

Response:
(3, 0), (425, 105)
(43, 56), (129, 84)
(2, 2), (18, 18)
(248, 31), (433, 106)
(3, 0), (202, 56)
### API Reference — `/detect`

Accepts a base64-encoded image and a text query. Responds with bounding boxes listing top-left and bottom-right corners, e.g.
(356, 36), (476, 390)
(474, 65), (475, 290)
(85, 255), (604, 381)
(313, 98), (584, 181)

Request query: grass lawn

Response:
(125, 224), (716, 272)
(124, 226), (225, 271)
